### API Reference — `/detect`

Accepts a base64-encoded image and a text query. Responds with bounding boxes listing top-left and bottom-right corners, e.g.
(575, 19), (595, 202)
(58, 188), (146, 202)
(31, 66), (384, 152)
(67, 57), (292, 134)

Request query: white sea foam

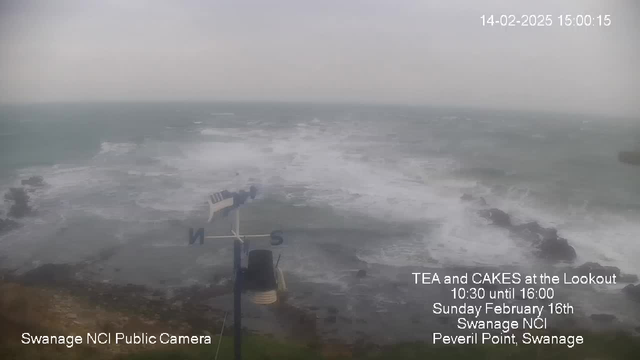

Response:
(150, 120), (527, 270)
(98, 142), (137, 156)
(8, 115), (640, 284)
(200, 128), (232, 136)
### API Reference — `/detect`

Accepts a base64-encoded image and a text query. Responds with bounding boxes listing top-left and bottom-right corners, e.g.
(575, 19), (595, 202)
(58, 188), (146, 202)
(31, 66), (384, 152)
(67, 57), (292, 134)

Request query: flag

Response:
(207, 190), (234, 222)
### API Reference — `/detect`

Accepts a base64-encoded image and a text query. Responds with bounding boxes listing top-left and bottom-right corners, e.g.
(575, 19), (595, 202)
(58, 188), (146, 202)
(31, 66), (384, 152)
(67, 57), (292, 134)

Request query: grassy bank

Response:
(3, 332), (640, 360)
(114, 332), (640, 360)
(2, 280), (640, 360)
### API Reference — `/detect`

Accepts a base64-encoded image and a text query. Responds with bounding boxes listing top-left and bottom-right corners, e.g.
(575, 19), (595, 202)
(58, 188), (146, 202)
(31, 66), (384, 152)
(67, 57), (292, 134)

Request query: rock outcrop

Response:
(477, 206), (576, 262)
(574, 262), (620, 278)
(618, 151), (640, 166)
(537, 237), (577, 262)
(619, 273), (639, 283)
(21, 176), (45, 187)
(623, 284), (640, 303)
(4, 187), (33, 218)
(478, 208), (512, 227)
(511, 222), (558, 243)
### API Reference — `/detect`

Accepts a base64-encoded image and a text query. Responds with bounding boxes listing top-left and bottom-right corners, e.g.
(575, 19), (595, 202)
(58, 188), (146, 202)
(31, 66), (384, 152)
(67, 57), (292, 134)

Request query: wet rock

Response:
(574, 262), (621, 278)
(324, 315), (337, 324)
(4, 188), (33, 218)
(478, 208), (511, 227)
(590, 314), (617, 324)
(461, 193), (474, 202)
(327, 306), (339, 315)
(537, 237), (576, 262)
(623, 284), (640, 302)
(619, 273), (639, 283)
(618, 151), (640, 166)
(21, 176), (45, 187)
(356, 269), (367, 278)
(511, 222), (558, 243)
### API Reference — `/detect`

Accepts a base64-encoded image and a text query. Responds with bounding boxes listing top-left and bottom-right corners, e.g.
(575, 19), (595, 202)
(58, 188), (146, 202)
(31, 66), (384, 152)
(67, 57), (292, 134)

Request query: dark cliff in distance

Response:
(618, 151), (640, 166)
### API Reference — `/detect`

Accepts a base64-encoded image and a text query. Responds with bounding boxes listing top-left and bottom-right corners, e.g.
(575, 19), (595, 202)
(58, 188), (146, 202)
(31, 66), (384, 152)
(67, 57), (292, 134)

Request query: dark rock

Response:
(619, 273), (639, 283)
(575, 262), (621, 278)
(356, 269), (367, 278)
(511, 222), (558, 243)
(4, 187), (33, 218)
(512, 228), (544, 244)
(325, 315), (337, 324)
(623, 284), (640, 302)
(461, 193), (474, 202)
(21, 176), (45, 187)
(618, 151), (640, 166)
(537, 237), (576, 262)
(461, 193), (488, 206)
(590, 314), (617, 324)
(0, 217), (21, 234)
(327, 306), (339, 315)
(478, 208), (512, 227)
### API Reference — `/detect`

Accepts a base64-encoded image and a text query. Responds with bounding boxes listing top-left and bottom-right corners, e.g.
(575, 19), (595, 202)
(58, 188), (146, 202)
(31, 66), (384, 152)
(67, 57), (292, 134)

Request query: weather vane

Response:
(188, 185), (284, 360)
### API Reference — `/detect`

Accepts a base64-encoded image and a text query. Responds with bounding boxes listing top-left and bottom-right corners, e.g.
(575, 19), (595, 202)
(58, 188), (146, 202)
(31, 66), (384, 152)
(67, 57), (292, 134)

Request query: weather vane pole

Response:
(189, 186), (284, 360)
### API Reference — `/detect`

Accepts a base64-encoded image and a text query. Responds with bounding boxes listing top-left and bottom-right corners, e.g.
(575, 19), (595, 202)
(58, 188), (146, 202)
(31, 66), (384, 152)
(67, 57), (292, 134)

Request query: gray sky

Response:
(1, 0), (638, 117)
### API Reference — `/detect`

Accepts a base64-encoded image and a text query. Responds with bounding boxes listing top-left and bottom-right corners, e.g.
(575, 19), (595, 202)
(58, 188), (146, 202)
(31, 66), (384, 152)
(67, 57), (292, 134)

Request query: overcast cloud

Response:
(0, 0), (638, 117)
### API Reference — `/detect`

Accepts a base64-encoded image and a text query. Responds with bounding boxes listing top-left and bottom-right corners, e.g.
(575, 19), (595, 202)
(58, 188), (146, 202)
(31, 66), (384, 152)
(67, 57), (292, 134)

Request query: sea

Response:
(1, 102), (639, 341)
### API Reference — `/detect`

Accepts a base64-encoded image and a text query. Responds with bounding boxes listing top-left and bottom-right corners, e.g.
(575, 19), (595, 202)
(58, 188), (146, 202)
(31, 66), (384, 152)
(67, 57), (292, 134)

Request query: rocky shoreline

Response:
(463, 193), (640, 303)
(1, 176), (44, 235)
(2, 177), (640, 348)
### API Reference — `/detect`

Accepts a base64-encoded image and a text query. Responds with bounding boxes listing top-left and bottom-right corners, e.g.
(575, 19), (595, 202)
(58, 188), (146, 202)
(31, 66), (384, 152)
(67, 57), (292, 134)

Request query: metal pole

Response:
(233, 238), (242, 360)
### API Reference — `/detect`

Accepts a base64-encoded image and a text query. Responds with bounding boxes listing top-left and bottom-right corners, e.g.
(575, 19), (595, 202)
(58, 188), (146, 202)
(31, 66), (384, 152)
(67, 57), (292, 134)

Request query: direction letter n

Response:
(189, 228), (204, 245)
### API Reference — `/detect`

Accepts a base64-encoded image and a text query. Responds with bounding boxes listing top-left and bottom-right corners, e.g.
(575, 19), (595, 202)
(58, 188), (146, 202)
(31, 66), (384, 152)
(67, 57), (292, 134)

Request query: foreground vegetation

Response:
(118, 332), (640, 360)
(2, 280), (640, 360)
